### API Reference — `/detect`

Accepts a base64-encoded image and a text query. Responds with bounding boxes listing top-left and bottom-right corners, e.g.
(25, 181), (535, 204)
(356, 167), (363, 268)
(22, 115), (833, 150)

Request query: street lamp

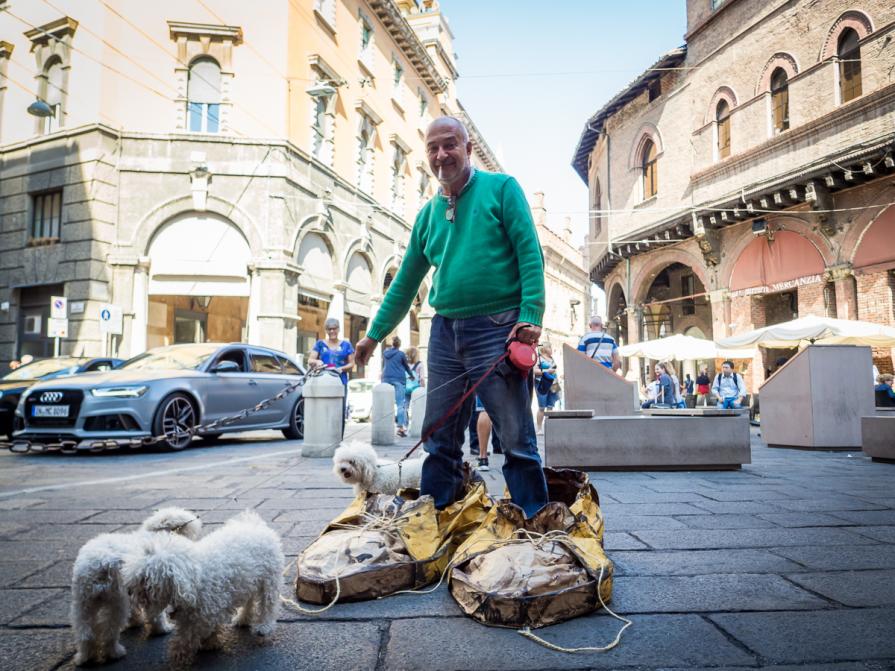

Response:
(26, 99), (55, 118)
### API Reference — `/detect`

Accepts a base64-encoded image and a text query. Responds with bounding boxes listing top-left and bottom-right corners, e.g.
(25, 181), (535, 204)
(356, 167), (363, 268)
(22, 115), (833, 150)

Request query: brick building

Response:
(0, 0), (499, 376)
(573, 0), (895, 389)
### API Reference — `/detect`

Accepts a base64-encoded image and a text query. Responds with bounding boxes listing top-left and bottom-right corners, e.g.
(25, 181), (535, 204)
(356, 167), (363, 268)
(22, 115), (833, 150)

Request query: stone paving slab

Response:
(631, 527), (878, 550)
(383, 614), (756, 669)
(772, 497), (888, 512)
(612, 574), (829, 613)
(0, 628), (73, 671)
(611, 549), (806, 577)
(784, 570), (895, 607)
(605, 515), (689, 531)
(599, 502), (711, 516)
(849, 526), (895, 543)
(0, 589), (62, 626)
(675, 514), (778, 529)
(14, 560), (70, 588)
(0, 561), (55, 588)
(688, 500), (790, 514)
(755, 512), (853, 527)
(710, 607), (895, 664)
(769, 544), (895, 570)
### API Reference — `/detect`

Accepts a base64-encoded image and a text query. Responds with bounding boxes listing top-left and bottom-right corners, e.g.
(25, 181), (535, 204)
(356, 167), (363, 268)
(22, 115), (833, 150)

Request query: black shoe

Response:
(477, 457), (490, 471)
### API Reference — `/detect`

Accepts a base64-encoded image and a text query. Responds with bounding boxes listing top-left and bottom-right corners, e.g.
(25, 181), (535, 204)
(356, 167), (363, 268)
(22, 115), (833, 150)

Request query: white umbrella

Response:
(618, 333), (754, 361)
(716, 315), (895, 349)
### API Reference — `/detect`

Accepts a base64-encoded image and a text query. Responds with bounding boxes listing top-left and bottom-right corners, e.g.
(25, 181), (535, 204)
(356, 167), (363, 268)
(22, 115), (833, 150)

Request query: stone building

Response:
(573, 0), (895, 388)
(529, 192), (590, 377)
(0, 0), (500, 375)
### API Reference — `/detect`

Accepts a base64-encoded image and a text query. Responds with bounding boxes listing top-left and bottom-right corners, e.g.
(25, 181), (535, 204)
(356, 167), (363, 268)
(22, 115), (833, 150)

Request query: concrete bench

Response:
(862, 411), (895, 463)
(544, 413), (751, 471)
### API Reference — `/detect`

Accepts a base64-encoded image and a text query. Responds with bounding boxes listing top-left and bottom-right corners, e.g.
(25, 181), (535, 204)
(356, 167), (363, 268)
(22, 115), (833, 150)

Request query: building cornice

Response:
(167, 21), (243, 44)
(366, 0), (447, 94)
(455, 99), (502, 173)
(25, 16), (78, 45)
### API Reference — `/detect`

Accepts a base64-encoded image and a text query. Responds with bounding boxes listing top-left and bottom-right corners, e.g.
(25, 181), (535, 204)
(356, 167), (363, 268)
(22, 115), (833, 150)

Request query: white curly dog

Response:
(124, 510), (284, 665)
(332, 442), (425, 495)
(70, 507), (202, 666)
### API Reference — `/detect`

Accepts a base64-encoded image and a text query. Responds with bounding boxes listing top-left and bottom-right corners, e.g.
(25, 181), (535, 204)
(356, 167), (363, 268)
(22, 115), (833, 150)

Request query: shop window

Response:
(641, 140), (658, 200)
(716, 99), (731, 160)
(187, 57), (221, 133)
(837, 28), (862, 104)
(30, 190), (62, 242)
(770, 68), (789, 133)
(174, 310), (207, 343)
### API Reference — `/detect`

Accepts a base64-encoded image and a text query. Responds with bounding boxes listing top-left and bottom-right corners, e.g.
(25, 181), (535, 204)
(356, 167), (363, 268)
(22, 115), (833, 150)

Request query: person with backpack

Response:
(382, 337), (414, 437)
(404, 346), (426, 419)
(711, 360), (746, 409)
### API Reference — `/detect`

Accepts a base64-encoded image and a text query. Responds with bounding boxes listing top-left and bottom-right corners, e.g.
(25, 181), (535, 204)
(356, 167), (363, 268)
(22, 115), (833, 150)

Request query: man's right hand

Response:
(354, 337), (379, 366)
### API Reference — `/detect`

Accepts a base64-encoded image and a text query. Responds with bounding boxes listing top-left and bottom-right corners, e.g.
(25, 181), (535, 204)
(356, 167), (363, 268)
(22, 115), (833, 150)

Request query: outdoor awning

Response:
(717, 315), (895, 348)
(729, 231), (825, 292)
(618, 334), (754, 360)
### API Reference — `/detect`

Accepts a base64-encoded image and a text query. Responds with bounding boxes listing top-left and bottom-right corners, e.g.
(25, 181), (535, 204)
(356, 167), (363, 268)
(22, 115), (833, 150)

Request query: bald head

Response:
(426, 116), (469, 144)
(426, 115), (473, 195)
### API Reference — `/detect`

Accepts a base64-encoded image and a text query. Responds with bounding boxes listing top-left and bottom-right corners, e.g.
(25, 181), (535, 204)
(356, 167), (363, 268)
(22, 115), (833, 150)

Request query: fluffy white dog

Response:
(70, 507), (202, 666)
(332, 442), (424, 495)
(124, 510), (284, 665)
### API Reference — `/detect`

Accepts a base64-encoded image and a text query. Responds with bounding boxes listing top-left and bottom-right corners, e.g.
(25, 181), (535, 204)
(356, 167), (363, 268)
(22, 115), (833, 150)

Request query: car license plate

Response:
(33, 405), (69, 418)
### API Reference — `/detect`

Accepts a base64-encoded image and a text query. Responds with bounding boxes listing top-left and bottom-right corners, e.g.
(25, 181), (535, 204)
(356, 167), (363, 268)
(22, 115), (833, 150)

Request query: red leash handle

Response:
(398, 350), (509, 463)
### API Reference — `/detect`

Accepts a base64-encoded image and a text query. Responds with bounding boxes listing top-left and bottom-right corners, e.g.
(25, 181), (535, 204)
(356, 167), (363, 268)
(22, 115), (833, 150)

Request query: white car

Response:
(347, 379), (375, 422)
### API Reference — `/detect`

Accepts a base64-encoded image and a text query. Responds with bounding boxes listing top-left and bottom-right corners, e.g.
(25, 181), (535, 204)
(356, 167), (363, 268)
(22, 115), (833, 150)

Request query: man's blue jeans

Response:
(720, 397), (741, 409)
(420, 309), (548, 518)
(386, 380), (408, 427)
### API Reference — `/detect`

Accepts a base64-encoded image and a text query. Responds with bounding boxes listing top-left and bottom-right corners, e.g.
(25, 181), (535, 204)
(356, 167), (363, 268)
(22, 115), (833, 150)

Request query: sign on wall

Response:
(99, 304), (123, 336)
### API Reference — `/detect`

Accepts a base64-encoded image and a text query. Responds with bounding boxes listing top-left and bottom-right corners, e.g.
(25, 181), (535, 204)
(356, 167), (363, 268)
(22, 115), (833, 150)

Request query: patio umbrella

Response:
(617, 333), (754, 361)
(716, 315), (895, 349)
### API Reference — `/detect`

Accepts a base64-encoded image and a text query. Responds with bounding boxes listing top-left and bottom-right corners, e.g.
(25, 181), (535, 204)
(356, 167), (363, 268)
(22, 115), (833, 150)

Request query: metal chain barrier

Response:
(3, 367), (329, 455)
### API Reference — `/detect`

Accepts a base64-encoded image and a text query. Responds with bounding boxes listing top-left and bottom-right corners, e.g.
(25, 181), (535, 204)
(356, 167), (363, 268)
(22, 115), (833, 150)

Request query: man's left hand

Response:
(509, 322), (541, 345)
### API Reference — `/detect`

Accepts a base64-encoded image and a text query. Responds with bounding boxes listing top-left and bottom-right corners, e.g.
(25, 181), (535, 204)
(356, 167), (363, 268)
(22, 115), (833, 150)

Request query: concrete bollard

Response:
(371, 382), (396, 446)
(409, 387), (427, 439)
(301, 372), (345, 457)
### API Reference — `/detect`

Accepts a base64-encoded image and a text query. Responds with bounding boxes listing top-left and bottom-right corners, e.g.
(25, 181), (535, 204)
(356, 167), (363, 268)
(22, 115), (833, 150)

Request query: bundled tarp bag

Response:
(295, 467), (491, 604)
(449, 468), (615, 630)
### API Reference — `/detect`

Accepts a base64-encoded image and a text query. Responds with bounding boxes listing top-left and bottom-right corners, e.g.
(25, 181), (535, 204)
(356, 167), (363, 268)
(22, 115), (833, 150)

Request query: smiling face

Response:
(426, 118), (472, 195)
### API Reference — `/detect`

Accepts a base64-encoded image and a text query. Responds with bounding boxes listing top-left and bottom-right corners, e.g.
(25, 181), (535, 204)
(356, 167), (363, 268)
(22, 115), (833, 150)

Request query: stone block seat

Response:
(544, 408), (751, 471)
(862, 409), (895, 463)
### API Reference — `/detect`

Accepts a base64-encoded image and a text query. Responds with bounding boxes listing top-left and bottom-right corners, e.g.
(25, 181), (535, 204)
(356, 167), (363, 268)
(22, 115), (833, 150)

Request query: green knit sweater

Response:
(367, 171), (545, 341)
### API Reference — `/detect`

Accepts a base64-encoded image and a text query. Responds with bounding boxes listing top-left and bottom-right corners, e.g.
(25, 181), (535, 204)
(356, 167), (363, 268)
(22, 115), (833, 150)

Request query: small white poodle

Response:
(332, 442), (424, 495)
(70, 507), (202, 666)
(124, 510), (284, 665)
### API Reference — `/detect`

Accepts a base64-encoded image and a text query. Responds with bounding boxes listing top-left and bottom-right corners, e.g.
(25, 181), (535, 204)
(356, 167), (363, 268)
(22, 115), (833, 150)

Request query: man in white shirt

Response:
(711, 360), (746, 409)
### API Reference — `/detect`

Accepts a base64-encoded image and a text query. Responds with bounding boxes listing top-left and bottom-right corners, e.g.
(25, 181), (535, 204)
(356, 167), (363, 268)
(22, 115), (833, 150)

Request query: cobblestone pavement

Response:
(1, 424), (894, 670)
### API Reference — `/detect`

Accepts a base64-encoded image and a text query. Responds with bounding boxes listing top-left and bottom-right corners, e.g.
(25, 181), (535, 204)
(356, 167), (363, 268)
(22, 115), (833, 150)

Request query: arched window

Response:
(716, 99), (731, 159)
(770, 68), (789, 133)
(43, 58), (64, 134)
(642, 140), (658, 200)
(837, 28), (862, 103)
(187, 57), (221, 133)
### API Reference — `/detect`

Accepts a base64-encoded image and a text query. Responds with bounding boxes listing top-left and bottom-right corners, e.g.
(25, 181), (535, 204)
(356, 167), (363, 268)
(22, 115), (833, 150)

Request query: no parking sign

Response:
(99, 304), (123, 335)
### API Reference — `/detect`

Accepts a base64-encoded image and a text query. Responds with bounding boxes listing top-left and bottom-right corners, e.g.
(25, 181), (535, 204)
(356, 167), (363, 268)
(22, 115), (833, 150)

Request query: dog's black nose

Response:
(341, 467), (350, 476)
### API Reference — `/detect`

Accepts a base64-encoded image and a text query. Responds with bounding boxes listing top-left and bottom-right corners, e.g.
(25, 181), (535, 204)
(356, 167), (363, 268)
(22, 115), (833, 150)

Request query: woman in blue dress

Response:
(308, 318), (355, 436)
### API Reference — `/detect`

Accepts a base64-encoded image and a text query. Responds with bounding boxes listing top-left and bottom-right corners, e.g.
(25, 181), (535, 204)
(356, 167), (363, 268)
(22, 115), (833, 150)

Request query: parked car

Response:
(347, 378), (375, 422)
(0, 357), (123, 437)
(13, 343), (307, 451)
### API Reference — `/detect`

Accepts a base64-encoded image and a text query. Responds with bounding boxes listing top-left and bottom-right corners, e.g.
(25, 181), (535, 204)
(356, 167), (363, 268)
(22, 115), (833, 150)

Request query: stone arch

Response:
(820, 10), (873, 60)
(627, 122), (664, 171)
(705, 86), (739, 125)
(728, 230), (826, 292)
(344, 250), (374, 295)
(378, 255), (402, 293)
(131, 195), (263, 258)
(851, 205), (895, 270)
(756, 53), (799, 95)
(631, 248), (711, 305)
(295, 231), (336, 295)
(838, 180), (895, 260)
(289, 213), (336, 262)
(340, 237), (375, 282)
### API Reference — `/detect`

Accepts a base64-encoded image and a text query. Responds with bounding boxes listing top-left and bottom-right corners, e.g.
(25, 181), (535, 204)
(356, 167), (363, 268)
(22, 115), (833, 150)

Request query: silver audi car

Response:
(14, 343), (307, 451)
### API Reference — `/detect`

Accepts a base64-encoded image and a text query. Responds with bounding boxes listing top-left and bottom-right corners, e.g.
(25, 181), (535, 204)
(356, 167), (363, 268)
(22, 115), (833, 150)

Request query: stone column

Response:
(131, 258), (150, 356)
(625, 306), (643, 384)
(246, 265), (261, 346)
(326, 281), (347, 336)
(417, 305), (435, 368)
(709, 289), (732, 340)
(828, 264), (857, 321)
(367, 294), (383, 380)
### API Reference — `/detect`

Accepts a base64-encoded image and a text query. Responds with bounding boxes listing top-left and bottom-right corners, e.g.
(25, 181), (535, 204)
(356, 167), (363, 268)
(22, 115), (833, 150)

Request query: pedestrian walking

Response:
(381, 337), (413, 437)
(307, 318), (354, 436)
(404, 346), (426, 422)
(712, 360), (747, 409)
(534, 343), (559, 434)
(578, 315), (621, 371)
(875, 373), (895, 407)
(474, 396), (493, 471)
(354, 116), (548, 518)
(695, 365), (711, 406)
(684, 373), (694, 396)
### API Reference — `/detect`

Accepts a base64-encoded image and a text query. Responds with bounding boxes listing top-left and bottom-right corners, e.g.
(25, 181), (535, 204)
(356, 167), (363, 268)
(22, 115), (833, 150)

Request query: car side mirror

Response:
(212, 360), (240, 373)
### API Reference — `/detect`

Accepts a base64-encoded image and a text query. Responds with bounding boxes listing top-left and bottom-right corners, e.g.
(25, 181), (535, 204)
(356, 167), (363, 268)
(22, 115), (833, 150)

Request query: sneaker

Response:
(477, 457), (490, 471)
(397, 427), (408, 437)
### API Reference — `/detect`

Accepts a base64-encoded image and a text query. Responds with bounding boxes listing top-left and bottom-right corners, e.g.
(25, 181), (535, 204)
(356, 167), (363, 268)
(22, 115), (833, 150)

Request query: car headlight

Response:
(90, 385), (149, 398)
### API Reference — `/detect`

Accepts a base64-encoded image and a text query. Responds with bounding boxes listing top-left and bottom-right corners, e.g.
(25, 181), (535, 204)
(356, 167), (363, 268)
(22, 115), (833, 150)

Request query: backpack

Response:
(714, 373), (741, 394)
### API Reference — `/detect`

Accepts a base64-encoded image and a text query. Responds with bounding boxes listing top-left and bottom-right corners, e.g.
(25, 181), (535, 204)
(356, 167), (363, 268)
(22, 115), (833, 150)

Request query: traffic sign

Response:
(99, 304), (123, 335)
(48, 318), (68, 338)
(50, 296), (67, 320)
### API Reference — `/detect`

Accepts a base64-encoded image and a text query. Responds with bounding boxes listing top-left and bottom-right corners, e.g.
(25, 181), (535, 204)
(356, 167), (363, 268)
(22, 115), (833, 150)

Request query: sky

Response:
(445, 1), (688, 244)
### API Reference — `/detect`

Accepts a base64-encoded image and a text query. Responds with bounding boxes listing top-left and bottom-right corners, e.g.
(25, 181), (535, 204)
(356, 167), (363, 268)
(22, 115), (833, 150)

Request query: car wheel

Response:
(153, 393), (197, 451)
(282, 397), (304, 440)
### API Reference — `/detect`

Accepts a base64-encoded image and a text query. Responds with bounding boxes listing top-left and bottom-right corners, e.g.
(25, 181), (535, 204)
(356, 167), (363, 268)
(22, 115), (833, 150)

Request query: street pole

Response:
(53, 336), (60, 358)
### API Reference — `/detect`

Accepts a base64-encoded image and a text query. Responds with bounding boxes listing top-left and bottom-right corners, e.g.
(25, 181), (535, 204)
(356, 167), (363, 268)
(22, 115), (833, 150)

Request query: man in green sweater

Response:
(355, 116), (548, 518)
